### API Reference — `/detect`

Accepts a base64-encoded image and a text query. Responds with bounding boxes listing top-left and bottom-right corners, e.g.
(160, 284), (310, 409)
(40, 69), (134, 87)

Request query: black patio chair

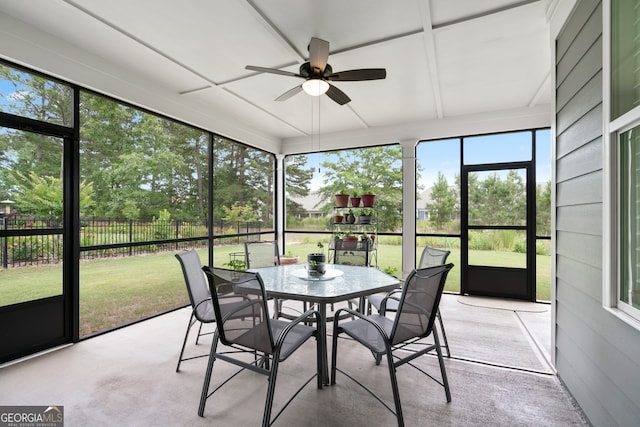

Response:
(244, 240), (281, 270)
(245, 240), (312, 318)
(331, 263), (454, 427)
(367, 246), (452, 357)
(332, 241), (376, 313)
(198, 267), (324, 426)
(174, 249), (215, 372)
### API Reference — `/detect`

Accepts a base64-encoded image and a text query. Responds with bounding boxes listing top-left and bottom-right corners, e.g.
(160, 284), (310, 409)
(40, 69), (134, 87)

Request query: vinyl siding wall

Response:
(555, 0), (640, 425)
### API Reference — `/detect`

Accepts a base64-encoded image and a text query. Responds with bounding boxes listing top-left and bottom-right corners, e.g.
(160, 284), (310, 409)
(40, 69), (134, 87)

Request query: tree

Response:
(221, 202), (257, 222)
(13, 172), (95, 220)
(80, 92), (209, 220)
(285, 155), (315, 219)
(212, 136), (275, 226)
(318, 146), (403, 231)
(427, 172), (456, 230)
(468, 170), (526, 226)
(0, 65), (72, 200)
(536, 181), (551, 235)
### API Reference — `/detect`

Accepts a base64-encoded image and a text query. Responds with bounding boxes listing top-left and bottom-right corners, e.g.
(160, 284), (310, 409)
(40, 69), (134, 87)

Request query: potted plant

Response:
(223, 259), (246, 271)
(333, 213), (344, 223)
(332, 232), (344, 249)
(280, 250), (299, 265)
(335, 188), (349, 207)
(345, 208), (356, 224)
(357, 208), (373, 224)
(342, 232), (359, 249)
(349, 190), (361, 208)
(307, 242), (326, 277)
(360, 232), (373, 250)
(361, 188), (376, 207)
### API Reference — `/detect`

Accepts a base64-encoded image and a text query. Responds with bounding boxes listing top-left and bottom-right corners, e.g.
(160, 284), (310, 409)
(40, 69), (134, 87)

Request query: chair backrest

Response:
(244, 240), (280, 269)
(418, 246), (451, 268)
(333, 240), (371, 266)
(175, 250), (211, 322)
(390, 263), (454, 346)
(203, 267), (274, 354)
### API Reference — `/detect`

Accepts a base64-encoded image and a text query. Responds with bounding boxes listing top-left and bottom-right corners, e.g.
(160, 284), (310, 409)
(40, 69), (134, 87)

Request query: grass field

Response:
(0, 244), (551, 336)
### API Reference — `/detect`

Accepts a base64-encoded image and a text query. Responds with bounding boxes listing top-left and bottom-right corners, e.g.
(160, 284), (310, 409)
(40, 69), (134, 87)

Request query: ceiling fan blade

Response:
(308, 37), (329, 74)
(328, 68), (387, 81)
(245, 65), (302, 78)
(275, 85), (303, 101)
(326, 83), (351, 105)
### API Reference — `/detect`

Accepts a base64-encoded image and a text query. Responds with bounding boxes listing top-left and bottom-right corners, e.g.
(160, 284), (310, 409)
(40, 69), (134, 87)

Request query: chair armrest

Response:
(274, 308), (323, 349)
(332, 307), (391, 342)
(193, 298), (212, 312)
(379, 295), (401, 315)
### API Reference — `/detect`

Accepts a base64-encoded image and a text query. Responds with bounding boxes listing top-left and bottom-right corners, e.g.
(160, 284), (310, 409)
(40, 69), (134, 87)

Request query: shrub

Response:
(498, 229), (516, 250)
(513, 242), (527, 253)
(469, 231), (493, 250)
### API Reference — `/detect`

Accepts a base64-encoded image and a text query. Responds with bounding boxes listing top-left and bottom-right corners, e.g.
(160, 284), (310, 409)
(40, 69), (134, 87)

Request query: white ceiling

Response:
(0, 0), (554, 153)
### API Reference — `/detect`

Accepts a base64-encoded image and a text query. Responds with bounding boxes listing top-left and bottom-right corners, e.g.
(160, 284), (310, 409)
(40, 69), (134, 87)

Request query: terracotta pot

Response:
(334, 215), (344, 223)
(280, 256), (299, 265)
(361, 194), (376, 207)
(342, 236), (359, 249)
(335, 194), (349, 207)
(350, 196), (361, 207)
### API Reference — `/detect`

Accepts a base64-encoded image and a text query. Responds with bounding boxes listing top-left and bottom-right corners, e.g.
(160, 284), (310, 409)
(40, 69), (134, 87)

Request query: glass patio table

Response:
(249, 263), (400, 384)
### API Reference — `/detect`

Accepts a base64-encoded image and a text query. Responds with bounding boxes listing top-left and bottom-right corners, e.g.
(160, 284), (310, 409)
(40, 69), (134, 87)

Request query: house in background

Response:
(417, 188), (432, 221)
(289, 191), (325, 219)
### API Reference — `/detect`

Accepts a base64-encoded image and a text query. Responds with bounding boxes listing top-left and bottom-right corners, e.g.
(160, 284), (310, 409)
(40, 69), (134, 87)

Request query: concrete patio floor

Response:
(0, 294), (588, 426)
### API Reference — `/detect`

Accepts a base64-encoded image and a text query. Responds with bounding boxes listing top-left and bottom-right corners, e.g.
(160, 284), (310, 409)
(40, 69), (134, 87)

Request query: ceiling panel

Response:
(255, 0), (424, 53)
(434, 2), (550, 116)
(429, 0), (538, 26)
(325, 34), (438, 126)
(0, 0), (553, 149)
(1, 0), (210, 92)
(72, 0), (302, 85)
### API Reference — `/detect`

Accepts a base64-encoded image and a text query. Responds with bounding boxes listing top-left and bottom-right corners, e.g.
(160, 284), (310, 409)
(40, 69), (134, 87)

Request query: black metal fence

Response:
(0, 216), (270, 268)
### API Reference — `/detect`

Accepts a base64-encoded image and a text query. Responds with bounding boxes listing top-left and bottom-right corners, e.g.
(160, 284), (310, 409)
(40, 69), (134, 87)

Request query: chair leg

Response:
(195, 321), (205, 345)
(271, 298), (281, 319)
(198, 330), (220, 417)
(386, 350), (404, 427)
(330, 327), (340, 385)
(176, 312), (196, 372)
(374, 352), (383, 365)
(433, 329), (452, 402)
(436, 309), (450, 358)
(262, 357), (281, 427)
(316, 319), (328, 389)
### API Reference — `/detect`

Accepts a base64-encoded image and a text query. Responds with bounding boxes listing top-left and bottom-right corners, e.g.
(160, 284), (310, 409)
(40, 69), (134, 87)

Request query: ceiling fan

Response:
(245, 37), (386, 105)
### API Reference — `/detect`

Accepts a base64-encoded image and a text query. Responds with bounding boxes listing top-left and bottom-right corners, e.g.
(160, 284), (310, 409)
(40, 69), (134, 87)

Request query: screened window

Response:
(284, 146), (402, 275)
(611, 0), (640, 120)
(0, 63), (72, 126)
(606, 0), (640, 325)
(463, 131), (532, 165)
(619, 125), (640, 316)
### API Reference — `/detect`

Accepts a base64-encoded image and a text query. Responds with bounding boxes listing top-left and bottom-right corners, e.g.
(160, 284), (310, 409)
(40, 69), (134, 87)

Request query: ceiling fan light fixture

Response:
(302, 79), (329, 96)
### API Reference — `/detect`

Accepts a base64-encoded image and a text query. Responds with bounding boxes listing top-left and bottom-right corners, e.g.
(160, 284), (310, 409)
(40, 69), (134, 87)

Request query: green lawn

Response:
(1, 244), (551, 336)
